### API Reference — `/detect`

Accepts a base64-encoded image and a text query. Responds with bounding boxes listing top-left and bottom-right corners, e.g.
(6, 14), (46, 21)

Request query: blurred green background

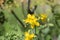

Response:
(0, 0), (60, 40)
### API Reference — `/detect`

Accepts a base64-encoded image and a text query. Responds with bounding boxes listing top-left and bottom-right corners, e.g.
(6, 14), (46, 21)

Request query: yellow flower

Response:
(40, 14), (47, 22)
(24, 14), (40, 29)
(31, 21), (40, 29)
(25, 32), (36, 40)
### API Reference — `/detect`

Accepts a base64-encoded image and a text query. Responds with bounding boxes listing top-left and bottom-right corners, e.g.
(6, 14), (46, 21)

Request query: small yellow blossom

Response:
(25, 32), (36, 40)
(40, 14), (47, 22)
(24, 14), (40, 29)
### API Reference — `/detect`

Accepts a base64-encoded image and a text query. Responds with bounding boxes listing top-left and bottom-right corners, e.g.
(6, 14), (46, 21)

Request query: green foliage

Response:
(0, 0), (60, 40)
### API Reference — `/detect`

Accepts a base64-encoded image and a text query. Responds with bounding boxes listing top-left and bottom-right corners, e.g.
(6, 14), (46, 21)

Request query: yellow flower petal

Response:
(40, 14), (47, 21)
(24, 32), (35, 40)
(24, 14), (40, 29)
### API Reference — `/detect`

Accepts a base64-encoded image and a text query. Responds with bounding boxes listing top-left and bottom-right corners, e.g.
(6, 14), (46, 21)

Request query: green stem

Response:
(21, 2), (26, 17)
(35, 26), (36, 35)
(11, 10), (25, 27)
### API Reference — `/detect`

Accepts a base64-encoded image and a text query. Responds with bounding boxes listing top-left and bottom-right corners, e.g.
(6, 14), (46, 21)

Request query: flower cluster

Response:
(24, 13), (47, 40)
(24, 14), (40, 29)
(24, 31), (36, 40)
(40, 14), (47, 22)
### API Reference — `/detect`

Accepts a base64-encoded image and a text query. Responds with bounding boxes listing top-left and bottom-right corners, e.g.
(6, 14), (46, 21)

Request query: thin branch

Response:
(27, 0), (37, 14)
(28, 0), (31, 13)
(21, 2), (26, 17)
(11, 10), (25, 27)
(31, 5), (37, 13)
(28, 0), (30, 10)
